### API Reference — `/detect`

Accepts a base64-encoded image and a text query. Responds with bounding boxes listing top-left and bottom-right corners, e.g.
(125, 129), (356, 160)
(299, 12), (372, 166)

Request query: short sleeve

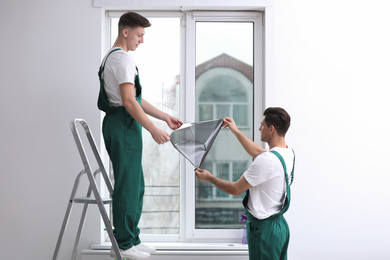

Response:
(243, 152), (274, 187)
(111, 52), (136, 86)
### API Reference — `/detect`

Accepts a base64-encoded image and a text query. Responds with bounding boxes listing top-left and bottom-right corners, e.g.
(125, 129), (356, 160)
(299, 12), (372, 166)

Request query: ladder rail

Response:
(71, 169), (101, 260)
(53, 119), (123, 260)
(71, 119), (114, 196)
(52, 170), (85, 260)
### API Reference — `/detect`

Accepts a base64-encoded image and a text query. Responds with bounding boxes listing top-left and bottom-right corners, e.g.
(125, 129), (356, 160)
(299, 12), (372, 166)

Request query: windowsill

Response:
(91, 242), (248, 251)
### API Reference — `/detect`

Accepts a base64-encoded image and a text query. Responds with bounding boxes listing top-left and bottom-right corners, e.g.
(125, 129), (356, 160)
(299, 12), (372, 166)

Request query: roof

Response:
(195, 53), (253, 82)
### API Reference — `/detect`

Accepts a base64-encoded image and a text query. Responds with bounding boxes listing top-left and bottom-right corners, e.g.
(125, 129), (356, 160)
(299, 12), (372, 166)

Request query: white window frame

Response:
(96, 0), (275, 244)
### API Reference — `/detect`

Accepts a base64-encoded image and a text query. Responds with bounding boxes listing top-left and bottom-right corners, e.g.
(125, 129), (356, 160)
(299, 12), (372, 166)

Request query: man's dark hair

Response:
(118, 11), (151, 33)
(263, 107), (291, 137)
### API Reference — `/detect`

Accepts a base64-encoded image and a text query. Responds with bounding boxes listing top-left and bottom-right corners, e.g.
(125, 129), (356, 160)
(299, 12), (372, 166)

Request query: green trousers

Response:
(246, 213), (290, 260)
(102, 107), (144, 250)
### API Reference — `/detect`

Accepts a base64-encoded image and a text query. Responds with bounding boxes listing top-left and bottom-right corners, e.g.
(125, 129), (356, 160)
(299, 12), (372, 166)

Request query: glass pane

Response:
(216, 163), (229, 198)
(199, 76), (247, 102)
(110, 17), (181, 235)
(199, 104), (214, 121)
(233, 161), (249, 199)
(196, 161), (213, 199)
(233, 104), (248, 126)
(216, 104), (230, 119)
(195, 21), (254, 229)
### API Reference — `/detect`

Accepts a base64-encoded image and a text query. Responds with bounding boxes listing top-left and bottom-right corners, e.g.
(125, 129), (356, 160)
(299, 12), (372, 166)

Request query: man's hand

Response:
(195, 168), (252, 196)
(195, 168), (213, 182)
(166, 116), (183, 130)
(150, 128), (170, 145)
(222, 117), (239, 134)
(222, 116), (265, 158)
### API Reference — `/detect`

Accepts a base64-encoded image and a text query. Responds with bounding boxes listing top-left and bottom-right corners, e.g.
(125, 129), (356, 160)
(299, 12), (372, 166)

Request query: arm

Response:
(120, 82), (170, 144)
(223, 117), (266, 158)
(141, 99), (183, 130)
(195, 168), (252, 196)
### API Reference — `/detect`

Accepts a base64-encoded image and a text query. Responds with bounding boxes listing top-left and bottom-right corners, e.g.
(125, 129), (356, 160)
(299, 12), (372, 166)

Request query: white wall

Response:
(0, 1), (389, 260)
(273, 1), (390, 259)
(0, 0), (103, 259)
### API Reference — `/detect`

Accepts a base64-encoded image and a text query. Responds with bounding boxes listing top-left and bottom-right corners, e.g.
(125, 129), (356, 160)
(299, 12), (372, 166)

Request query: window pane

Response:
(233, 104), (248, 126)
(233, 161), (249, 199)
(216, 104), (230, 119)
(110, 17), (181, 235)
(199, 104), (213, 121)
(216, 163), (229, 198)
(195, 21), (254, 229)
(199, 76), (247, 102)
(196, 161), (213, 199)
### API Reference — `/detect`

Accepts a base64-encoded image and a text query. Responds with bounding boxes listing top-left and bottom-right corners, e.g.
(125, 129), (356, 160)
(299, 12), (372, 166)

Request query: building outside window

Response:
(195, 50), (254, 229)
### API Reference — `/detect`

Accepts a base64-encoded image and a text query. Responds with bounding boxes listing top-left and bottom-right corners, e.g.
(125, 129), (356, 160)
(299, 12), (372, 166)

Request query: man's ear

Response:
(122, 27), (128, 38)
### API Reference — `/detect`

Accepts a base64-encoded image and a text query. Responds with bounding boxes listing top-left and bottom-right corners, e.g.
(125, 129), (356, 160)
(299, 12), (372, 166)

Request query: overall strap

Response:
(98, 48), (122, 79)
(269, 150), (295, 217)
(270, 150), (295, 186)
(97, 48), (121, 113)
(290, 150), (295, 185)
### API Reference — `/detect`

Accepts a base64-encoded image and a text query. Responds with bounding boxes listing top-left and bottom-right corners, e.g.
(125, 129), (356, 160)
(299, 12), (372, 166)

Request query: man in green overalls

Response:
(195, 107), (295, 260)
(98, 12), (183, 260)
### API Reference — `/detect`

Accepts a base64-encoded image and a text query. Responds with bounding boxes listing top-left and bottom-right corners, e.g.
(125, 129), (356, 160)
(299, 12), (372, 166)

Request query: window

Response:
(105, 10), (263, 242)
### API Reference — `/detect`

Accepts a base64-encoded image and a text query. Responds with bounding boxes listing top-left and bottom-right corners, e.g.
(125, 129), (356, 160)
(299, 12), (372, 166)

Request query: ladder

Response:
(52, 119), (123, 260)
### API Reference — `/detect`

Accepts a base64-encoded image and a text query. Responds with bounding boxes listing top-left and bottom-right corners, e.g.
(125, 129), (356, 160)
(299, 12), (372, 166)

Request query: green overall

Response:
(243, 151), (295, 260)
(98, 48), (144, 250)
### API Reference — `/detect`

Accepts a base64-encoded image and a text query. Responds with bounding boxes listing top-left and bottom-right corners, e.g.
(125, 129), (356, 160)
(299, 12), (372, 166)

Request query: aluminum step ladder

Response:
(52, 119), (123, 260)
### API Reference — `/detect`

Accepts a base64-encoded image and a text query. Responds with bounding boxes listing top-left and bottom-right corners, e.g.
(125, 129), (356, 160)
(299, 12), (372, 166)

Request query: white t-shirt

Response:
(101, 48), (137, 106)
(243, 147), (295, 220)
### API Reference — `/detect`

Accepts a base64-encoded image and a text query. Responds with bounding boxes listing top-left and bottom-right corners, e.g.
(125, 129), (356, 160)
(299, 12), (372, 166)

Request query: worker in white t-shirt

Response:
(98, 11), (183, 260)
(195, 107), (295, 260)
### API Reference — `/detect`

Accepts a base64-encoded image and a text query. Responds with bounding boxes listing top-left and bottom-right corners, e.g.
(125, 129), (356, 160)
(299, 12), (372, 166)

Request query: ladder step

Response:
(74, 197), (112, 204)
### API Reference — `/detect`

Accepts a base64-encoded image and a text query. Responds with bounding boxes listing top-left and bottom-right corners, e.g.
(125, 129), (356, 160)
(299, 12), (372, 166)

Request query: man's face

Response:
(125, 26), (145, 51)
(259, 117), (269, 142)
